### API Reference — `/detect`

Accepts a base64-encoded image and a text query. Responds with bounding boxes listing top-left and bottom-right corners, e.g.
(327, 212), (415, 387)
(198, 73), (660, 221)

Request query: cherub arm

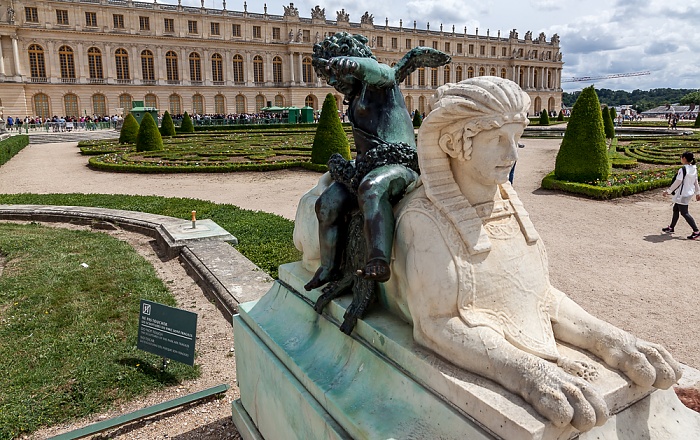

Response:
(324, 56), (396, 88)
(551, 290), (682, 389)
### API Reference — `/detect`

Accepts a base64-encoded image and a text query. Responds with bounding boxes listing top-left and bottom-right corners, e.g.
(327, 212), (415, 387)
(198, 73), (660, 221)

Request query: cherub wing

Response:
(394, 47), (451, 84)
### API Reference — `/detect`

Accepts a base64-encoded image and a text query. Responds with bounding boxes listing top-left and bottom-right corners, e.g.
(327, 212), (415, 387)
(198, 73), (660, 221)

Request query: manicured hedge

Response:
(0, 135), (29, 167)
(541, 169), (675, 199)
(159, 111), (176, 137)
(88, 156), (321, 173)
(179, 112), (195, 134)
(539, 111), (550, 126)
(135, 113), (164, 152)
(311, 93), (351, 165)
(119, 114), (139, 144)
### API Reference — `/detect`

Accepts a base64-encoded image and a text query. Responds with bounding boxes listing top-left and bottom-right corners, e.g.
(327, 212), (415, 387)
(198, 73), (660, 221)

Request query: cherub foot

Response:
(355, 258), (391, 282)
(304, 266), (339, 291)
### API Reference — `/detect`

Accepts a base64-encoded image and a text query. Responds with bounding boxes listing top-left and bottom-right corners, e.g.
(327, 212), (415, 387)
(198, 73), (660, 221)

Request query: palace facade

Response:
(0, 0), (563, 119)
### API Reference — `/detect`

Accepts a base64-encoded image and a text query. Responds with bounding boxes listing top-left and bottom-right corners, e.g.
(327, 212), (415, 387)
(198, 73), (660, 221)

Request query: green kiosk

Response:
(130, 101), (159, 124)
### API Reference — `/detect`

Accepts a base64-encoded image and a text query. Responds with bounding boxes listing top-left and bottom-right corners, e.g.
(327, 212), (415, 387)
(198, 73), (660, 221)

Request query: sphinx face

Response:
(465, 123), (524, 186)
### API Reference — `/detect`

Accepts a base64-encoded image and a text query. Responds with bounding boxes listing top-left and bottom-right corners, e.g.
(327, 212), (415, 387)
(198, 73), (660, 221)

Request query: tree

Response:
(118, 113), (139, 144)
(695, 112), (700, 128)
(412, 110), (422, 128)
(609, 106), (617, 121)
(180, 111), (195, 133)
(159, 110), (176, 136)
(554, 86), (610, 183)
(680, 90), (700, 105)
(538, 110), (550, 126)
(135, 112), (164, 152)
(311, 93), (351, 165)
(602, 106), (615, 139)
(557, 110), (565, 121)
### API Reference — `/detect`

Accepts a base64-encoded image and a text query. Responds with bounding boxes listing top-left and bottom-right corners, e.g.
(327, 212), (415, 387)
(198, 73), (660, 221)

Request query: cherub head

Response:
(312, 32), (375, 96)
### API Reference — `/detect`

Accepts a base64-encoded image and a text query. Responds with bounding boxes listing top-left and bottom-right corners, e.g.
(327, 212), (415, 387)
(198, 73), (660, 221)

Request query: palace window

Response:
(232, 55), (244, 83)
(468, 44), (474, 55)
(166, 51), (179, 81)
(456, 66), (463, 82)
(405, 38), (411, 48)
(274, 95), (284, 107)
(376, 37), (383, 48)
(418, 39), (425, 46)
(115, 48), (130, 80)
(64, 94), (79, 118)
(256, 95), (266, 112)
(92, 94), (106, 117)
(253, 26), (262, 39)
(215, 94), (225, 114)
(169, 94), (181, 115)
(480, 45), (485, 55)
(432, 41), (438, 49)
(212, 53), (223, 82)
(431, 68), (438, 87)
(164, 18), (175, 33)
(139, 16), (150, 31)
(303, 30), (311, 42)
(417, 67), (425, 86)
(302, 57), (313, 83)
(56, 10), (69, 25)
(479, 67), (485, 76)
(391, 38), (398, 49)
(443, 65), (450, 84)
(113, 14), (124, 29)
(272, 27), (281, 40)
(145, 93), (157, 109)
(232, 24), (241, 37)
(85, 12), (97, 27)
(235, 95), (246, 113)
(192, 94), (204, 115)
(253, 55), (264, 83)
(211, 22), (220, 36)
(405, 70), (412, 86)
(491, 46), (496, 56)
(189, 53), (202, 82)
(272, 56), (283, 83)
(444, 42), (450, 52)
(141, 50), (155, 81)
(457, 43), (462, 53)
(25, 7), (38, 23)
(304, 95), (316, 110)
(34, 94), (50, 119)
(502, 47), (507, 57)
(188, 20), (198, 34)
(87, 47), (103, 79)
(490, 67), (496, 76)
(467, 66), (474, 78)
(119, 94), (132, 115)
(418, 96), (425, 114)
(501, 68), (507, 79)
(58, 45), (76, 79)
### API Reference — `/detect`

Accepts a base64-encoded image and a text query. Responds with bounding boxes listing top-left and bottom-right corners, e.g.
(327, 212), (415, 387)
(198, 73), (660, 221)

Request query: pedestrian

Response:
(662, 151), (700, 240)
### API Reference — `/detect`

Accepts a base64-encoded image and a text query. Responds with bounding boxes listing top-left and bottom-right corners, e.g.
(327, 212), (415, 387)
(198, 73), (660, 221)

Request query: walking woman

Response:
(662, 151), (700, 240)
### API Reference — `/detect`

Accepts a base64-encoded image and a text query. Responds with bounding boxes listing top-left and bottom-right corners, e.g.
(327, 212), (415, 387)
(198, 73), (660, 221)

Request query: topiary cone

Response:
(119, 113), (139, 144)
(602, 106), (615, 139)
(412, 109), (422, 128)
(557, 110), (565, 121)
(160, 110), (176, 137)
(539, 110), (550, 126)
(135, 112), (164, 152)
(311, 93), (351, 165)
(180, 111), (195, 133)
(695, 112), (700, 128)
(554, 85), (610, 183)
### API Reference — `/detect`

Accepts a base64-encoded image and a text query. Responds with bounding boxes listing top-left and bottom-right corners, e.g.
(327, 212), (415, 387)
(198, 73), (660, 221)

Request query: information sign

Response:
(137, 300), (198, 366)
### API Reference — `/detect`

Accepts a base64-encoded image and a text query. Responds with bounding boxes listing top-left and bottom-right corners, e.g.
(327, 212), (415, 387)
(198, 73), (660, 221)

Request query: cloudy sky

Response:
(171, 0), (699, 93)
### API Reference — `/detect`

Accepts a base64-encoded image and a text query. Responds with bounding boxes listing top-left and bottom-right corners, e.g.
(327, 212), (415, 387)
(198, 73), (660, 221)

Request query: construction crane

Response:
(561, 71), (650, 83)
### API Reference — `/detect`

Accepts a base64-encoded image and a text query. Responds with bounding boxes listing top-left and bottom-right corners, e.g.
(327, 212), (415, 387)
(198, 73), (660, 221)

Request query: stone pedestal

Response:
(232, 262), (700, 440)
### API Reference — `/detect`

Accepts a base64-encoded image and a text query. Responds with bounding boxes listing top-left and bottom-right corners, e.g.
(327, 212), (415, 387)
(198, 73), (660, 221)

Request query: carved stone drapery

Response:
(283, 3), (299, 17)
(310, 6), (325, 21)
(336, 9), (349, 22)
(360, 12), (374, 25)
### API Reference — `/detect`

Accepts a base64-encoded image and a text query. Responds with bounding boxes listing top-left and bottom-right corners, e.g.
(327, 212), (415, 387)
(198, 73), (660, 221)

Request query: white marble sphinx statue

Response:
(293, 77), (684, 433)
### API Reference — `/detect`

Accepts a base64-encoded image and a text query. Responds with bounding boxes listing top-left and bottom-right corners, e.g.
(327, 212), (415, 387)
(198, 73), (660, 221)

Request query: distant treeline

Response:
(562, 88), (700, 112)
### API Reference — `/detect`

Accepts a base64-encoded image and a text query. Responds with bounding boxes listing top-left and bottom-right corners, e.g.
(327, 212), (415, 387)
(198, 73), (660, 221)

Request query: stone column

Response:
(77, 42), (86, 80)
(203, 49), (211, 83)
(245, 51), (252, 85)
(105, 44), (113, 82)
(298, 52), (303, 83)
(180, 47), (189, 83)
(289, 52), (295, 84)
(132, 45), (141, 81)
(0, 37), (6, 76)
(156, 46), (164, 82)
(265, 52), (271, 83)
(45, 40), (55, 81)
(12, 35), (21, 77)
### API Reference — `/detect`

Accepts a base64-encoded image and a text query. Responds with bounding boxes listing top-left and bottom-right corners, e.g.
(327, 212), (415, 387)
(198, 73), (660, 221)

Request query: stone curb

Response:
(0, 204), (273, 322)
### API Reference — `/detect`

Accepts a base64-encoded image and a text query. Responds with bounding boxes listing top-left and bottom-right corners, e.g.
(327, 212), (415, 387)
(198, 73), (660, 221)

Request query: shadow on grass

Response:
(117, 357), (180, 385)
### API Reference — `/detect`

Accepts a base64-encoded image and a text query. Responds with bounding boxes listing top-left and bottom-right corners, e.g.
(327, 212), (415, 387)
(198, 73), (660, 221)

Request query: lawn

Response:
(0, 223), (199, 439)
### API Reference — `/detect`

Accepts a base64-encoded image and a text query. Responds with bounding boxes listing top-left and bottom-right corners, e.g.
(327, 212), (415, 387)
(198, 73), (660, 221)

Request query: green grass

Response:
(0, 223), (199, 439)
(621, 134), (700, 165)
(0, 193), (300, 278)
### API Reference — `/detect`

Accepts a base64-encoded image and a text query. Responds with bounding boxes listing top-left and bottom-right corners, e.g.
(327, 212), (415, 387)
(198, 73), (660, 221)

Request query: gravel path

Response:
(3, 138), (700, 438)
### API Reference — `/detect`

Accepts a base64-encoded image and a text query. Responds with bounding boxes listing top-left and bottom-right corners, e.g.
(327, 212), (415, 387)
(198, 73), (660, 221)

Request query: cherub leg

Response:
(304, 182), (356, 291)
(357, 165), (418, 282)
(552, 294), (682, 389)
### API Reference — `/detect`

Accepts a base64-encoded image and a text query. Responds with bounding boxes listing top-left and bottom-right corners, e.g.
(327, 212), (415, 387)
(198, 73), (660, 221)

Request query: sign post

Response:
(137, 300), (198, 366)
